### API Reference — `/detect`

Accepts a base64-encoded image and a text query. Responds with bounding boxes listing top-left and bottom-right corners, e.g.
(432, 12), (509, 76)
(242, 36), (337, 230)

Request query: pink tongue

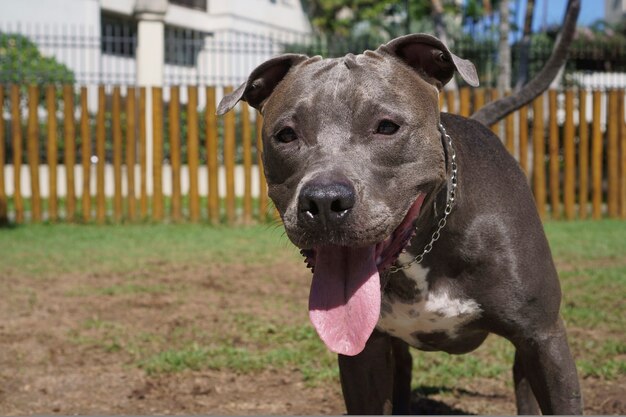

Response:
(308, 245), (380, 356)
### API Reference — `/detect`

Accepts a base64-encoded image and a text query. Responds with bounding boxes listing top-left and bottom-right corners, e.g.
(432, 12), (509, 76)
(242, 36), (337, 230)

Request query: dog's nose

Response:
(298, 178), (356, 226)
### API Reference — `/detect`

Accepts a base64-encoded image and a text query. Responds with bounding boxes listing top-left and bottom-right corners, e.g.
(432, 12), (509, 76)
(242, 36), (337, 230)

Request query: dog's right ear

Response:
(217, 54), (309, 115)
(378, 34), (479, 90)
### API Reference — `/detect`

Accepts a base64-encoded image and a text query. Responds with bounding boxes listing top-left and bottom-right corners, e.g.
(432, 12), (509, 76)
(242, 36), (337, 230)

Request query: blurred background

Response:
(0, 0), (624, 89)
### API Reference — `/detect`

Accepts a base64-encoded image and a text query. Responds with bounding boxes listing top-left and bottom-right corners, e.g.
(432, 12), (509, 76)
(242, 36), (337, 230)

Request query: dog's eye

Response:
(276, 127), (298, 143)
(376, 120), (400, 135)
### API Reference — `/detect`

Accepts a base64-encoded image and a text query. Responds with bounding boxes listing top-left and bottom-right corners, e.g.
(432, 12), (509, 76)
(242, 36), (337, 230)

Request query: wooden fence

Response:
(0, 85), (625, 225)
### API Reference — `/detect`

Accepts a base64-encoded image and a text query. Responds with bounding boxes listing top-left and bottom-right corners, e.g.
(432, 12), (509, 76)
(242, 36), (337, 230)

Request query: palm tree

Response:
(515, 0), (536, 89)
(497, 0), (512, 95)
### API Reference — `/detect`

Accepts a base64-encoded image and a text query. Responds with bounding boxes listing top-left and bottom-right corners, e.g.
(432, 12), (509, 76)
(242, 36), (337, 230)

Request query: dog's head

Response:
(218, 34), (478, 356)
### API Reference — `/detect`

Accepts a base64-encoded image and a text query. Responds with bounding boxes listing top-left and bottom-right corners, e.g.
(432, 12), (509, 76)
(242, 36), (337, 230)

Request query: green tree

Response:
(515, 0), (536, 89)
(300, 0), (470, 44)
(301, 0), (398, 38)
(0, 32), (75, 86)
(1, 32), (76, 164)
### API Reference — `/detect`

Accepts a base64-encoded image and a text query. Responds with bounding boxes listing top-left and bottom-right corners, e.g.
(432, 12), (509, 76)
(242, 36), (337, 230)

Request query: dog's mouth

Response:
(299, 193), (426, 356)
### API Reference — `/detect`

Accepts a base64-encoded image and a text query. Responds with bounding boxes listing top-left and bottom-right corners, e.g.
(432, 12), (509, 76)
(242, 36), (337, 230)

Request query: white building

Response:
(0, 0), (312, 86)
(605, 0), (626, 25)
(0, 0), (312, 200)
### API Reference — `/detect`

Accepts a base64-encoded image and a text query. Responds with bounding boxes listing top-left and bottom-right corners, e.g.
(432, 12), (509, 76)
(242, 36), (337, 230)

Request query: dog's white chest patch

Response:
(376, 259), (481, 348)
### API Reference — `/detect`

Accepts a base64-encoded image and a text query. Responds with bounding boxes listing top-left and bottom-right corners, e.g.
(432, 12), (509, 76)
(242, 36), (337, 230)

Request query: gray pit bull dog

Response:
(217, 34), (582, 415)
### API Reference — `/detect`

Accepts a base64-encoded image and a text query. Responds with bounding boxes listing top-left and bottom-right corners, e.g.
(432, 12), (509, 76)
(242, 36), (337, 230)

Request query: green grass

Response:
(0, 222), (292, 276)
(547, 221), (626, 382)
(544, 219), (626, 260)
(137, 317), (338, 384)
(4, 195), (276, 224)
(1, 220), (624, 387)
(66, 312), (338, 385)
(65, 282), (174, 297)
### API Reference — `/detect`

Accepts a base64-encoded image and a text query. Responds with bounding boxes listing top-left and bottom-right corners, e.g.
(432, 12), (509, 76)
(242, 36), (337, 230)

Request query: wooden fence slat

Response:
(578, 90), (589, 219)
(473, 88), (485, 114)
(505, 105), (515, 155)
(256, 113), (268, 222)
(205, 87), (219, 223)
(0, 86), (5, 224)
(11, 85), (24, 224)
(223, 86), (236, 225)
(139, 87), (148, 218)
(519, 104), (529, 177)
(489, 89), (500, 136)
(63, 85), (76, 221)
(446, 89), (455, 114)
(112, 86), (123, 222)
(548, 90), (560, 219)
(187, 86), (200, 222)
(241, 102), (252, 224)
(27, 86), (41, 222)
(532, 94), (546, 219)
(152, 87), (164, 221)
(607, 90), (619, 218)
(617, 89), (626, 220)
(126, 87), (136, 220)
(80, 87), (91, 222)
(169, 86), (182, 222)
(459, 87), (471, 117)
(591, 90), (603, 219)
(563, 90), (576, 220)
(96, 85), (106, 223)
(47, 86), (58, 221)
(3, 85), (620, 225)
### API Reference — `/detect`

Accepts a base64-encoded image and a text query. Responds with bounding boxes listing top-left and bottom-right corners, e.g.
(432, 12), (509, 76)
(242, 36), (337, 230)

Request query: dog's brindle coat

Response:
(218, 34), (582, 415)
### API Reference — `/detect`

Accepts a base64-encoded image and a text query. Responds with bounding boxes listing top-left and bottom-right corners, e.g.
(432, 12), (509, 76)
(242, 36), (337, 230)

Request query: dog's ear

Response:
(378, 33), (479, 89)
(217, 54), (309, 115)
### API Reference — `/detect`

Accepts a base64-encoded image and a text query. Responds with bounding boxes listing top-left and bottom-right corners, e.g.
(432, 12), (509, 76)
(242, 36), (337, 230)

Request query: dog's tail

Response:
(470, 0), (581, 127)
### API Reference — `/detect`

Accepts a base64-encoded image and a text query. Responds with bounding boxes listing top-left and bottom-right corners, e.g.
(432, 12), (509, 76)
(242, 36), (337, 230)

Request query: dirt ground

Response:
(0, 258), (624, 415)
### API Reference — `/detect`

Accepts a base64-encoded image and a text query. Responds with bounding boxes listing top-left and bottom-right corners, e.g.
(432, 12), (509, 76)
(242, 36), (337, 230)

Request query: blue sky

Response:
(520, 0), (605, 31)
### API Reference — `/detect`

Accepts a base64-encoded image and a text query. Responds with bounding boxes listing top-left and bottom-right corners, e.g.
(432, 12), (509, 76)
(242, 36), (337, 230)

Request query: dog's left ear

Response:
(378, 33), (479, 89)
(217, 53), (309, 115)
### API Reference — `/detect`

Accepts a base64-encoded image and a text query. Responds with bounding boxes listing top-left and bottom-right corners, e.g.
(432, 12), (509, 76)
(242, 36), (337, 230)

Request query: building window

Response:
(100, 14), (207, 67)
(164, 26), (206, 66)
(101, 13), (137, 57)
(169, 0), (207, 11)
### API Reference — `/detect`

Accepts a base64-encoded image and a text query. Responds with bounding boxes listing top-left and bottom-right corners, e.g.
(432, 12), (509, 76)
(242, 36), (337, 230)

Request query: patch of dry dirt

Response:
(0, 258), (623, 414)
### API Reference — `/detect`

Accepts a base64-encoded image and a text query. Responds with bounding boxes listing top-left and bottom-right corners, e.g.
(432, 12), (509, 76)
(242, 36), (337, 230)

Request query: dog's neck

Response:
(387, 122), (457, 274)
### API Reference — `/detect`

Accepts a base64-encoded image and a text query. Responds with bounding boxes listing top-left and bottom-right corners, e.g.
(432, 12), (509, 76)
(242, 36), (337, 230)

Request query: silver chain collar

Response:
(387, 122), (457, 274)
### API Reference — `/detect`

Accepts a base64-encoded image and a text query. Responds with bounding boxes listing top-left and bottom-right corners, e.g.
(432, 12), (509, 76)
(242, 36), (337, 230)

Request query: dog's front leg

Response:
(512, 318), (583, 414)
(338, 330), (399, 415)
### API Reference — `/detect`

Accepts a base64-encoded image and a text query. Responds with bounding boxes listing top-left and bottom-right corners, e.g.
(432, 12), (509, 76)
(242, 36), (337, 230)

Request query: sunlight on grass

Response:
(0, 223), (295, 277)
(66, 283), (175, 297)
(544, 219), (626, 260)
